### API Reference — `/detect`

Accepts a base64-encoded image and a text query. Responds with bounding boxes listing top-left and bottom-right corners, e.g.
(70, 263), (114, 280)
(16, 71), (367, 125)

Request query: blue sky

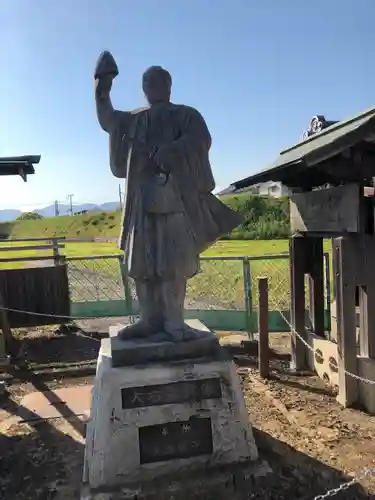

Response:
(0, 0), (374, 210)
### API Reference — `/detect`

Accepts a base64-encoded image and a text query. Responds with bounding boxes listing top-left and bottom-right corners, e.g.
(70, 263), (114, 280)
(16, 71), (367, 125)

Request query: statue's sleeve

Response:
(167, 107), (215, 192)
(95, 88), (132, 179)
(174, 107), (211, 151)
(108, 112), (132, 179)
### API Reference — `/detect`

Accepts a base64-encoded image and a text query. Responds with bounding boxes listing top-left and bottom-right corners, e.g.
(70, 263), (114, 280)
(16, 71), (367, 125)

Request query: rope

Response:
(0, 305), (135, 322)
(275, 303), (375, 386)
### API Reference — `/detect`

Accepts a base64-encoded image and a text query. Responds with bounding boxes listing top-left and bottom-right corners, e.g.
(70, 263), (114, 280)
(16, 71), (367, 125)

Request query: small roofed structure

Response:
(0, 155), (40, 182)
(0, 153), (40, 361)
(232, 109), (375, 191)
(233, 108), (375, 415)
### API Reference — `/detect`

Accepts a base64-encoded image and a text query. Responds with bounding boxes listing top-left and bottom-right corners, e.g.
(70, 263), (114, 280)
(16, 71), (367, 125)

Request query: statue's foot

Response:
(163, 322), (214, 343)
(117, 319), (160, 340)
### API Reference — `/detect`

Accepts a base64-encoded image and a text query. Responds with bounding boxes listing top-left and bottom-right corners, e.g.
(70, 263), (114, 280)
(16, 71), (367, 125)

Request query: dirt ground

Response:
(0, 322), (375, 499)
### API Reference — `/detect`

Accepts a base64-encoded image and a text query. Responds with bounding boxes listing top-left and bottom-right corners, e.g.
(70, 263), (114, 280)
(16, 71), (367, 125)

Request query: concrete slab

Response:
(18, 385), (92, 422)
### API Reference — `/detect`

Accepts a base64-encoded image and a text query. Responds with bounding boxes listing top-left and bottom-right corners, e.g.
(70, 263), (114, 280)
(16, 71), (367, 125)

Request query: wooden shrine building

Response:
(0, 155), (40, 361)
(232, 111), (375, 413)
(0, 155), (40, 181)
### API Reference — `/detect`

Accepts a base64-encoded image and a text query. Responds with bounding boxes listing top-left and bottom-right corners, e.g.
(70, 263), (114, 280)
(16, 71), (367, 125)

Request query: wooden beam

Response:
(306, 237), (325, 337)
(334, 237), (359, 407)
(358, 237), (375, 359)
(290, 184), (362, 234)
(289, 237), (307, 371)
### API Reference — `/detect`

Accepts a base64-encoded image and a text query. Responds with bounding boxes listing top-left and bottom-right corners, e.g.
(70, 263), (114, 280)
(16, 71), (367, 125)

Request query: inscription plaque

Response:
(139, 418), (213, 464)
(121, 378), (222, 409)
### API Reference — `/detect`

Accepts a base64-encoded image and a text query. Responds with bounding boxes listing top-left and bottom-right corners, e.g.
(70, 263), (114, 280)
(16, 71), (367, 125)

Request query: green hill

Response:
(0, 194), (290, 240)
(0, 210), (122, 239)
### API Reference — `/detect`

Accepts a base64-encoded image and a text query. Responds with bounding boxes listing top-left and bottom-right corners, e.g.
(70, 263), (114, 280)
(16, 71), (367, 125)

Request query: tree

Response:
(17, 212), (44, 221)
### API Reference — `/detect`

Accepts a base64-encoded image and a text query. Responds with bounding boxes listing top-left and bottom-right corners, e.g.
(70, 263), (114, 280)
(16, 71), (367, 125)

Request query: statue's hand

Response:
(154, 145), (174, 169)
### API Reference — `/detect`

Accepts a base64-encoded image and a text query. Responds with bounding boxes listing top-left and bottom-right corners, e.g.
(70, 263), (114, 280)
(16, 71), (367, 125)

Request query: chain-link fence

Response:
(64, 252), (331, 332)
(67, 255), (125, 302)
(249, 252), (331, 312)
(187, 257), (246, 310)
(249, 254), (290, 310)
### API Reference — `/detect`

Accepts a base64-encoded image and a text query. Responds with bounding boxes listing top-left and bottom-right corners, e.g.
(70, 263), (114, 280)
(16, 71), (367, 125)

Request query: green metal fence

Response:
(68, 252), (331, 334)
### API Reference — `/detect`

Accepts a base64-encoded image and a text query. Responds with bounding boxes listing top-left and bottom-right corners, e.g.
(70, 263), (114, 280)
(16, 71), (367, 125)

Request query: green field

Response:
(0, 196), (331, 313)
(0, 239), (332, 312)
(0, 238), (294, 265)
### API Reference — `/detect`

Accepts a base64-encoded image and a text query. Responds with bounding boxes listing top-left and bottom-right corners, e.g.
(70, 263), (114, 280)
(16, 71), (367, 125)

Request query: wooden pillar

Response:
(334, 237), (358, 407)
(289, 236), (307, 371)
(358, 237), (375, 359)
(331, 239), (336, 301)
(306, 237), (325, 338)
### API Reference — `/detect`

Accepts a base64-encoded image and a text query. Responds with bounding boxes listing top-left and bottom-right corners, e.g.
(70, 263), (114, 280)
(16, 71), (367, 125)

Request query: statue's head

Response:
(142, 66), (172, 105)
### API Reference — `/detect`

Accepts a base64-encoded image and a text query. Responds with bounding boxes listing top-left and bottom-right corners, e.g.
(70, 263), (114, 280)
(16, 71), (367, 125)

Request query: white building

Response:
(218, 181), (290, 198)
(246, 180), (290, 198)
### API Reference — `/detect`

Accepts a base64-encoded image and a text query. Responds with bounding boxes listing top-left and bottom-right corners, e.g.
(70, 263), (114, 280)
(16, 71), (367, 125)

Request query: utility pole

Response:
(118, 184), (123, 208)
(67, 194), (74, 216)
(54, 200), (59, 217)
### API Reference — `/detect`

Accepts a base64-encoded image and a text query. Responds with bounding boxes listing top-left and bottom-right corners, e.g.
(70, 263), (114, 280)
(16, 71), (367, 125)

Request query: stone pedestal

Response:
(83, 320), (268, 499)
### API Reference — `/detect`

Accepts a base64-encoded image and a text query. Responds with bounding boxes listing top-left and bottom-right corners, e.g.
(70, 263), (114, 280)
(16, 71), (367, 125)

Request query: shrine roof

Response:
(0, 155), (41, 181)
(233, 107), (375, 190)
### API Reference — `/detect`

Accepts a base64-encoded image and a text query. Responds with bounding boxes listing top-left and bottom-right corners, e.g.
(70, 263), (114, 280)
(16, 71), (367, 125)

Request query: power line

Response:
(118, 184), (123, 208)
(67, 194), (74, 216)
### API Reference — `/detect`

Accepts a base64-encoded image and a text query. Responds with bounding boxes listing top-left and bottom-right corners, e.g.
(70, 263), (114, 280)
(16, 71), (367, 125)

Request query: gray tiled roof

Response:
(233, 107), (375, 189)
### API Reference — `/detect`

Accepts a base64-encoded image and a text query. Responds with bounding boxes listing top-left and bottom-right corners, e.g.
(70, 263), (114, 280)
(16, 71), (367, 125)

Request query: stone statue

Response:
(94, 51), (242, 342)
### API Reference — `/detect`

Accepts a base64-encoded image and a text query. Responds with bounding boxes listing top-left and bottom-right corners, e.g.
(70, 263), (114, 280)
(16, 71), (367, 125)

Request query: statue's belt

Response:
(144, 159), (183, 215)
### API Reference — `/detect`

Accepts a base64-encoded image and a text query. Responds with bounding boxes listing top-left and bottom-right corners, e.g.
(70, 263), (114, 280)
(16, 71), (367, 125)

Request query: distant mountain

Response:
(100, 201), (121, 211)
(33, 202), (120, 217)
(0, 201), (121, 222)
(0, 209), (22, 222)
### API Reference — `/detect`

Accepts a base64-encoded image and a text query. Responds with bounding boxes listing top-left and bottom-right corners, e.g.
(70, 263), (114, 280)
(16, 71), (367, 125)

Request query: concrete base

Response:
(306, 331), (339, 387)
(83, 322), (265, 498)
(305, 331), (375, 415)
(81, 459), (271, 500)
(109, 320), (220, 367)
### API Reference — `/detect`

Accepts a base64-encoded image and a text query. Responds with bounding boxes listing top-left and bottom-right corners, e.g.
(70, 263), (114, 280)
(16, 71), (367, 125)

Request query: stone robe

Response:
(105, 102), (242, 280)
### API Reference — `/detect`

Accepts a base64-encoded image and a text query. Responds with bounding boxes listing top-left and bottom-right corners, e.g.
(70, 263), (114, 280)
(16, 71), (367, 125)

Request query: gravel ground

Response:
(0, 326), (374, 499)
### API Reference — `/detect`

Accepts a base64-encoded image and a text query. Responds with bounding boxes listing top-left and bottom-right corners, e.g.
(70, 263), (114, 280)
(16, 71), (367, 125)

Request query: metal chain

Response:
(0, 305), (93, 321)
(313, 468), (375, 499)
(269, 302), (375, 497)
(276, 305), (375, 385)
(0, 293), (374, 498)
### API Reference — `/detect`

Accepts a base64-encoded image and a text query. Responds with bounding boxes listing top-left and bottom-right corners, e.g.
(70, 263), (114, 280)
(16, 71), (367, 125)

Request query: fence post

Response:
(243, 258), (254, 340)
(258, 277), (269, 378)
(0, 288), (15, 358)
(52, 237), (64, 266)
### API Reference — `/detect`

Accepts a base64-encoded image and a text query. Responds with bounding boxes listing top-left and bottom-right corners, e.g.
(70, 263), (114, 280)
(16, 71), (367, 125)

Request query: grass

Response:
(0, 194), (291, 242)
(0, 211), (123, 240)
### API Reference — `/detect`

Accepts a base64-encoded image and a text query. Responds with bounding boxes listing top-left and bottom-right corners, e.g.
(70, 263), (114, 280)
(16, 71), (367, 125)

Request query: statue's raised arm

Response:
(94, 51), (131, 178)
